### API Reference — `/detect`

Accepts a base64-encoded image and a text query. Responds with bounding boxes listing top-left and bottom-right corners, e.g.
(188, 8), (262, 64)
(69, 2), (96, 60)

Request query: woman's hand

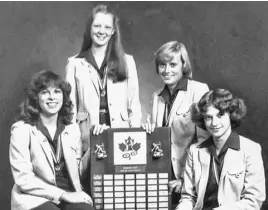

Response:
(60, 191), (93, 205)
(168, 179), (183, 195)
(141, 122), (156, 134)
(92, 124), (110, 135)
(141, 115), (156, 134)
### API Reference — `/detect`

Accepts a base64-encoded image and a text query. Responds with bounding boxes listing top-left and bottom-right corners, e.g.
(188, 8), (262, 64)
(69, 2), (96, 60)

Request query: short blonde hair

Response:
(154, 41), (192, 78)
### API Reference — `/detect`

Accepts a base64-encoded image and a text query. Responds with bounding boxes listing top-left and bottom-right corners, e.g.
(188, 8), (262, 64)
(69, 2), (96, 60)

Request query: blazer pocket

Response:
(227, 167), (245, 179)
(120, 111), (129, 121)
(76, 111), (91, 153)
(175, 109), (193, 125)
(176, 109), (191, 118)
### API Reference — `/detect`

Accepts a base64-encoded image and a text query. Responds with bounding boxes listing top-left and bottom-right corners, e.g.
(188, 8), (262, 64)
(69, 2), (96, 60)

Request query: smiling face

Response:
(204, 105), (232, 141)
(91, 12), (114, 48)
(38, 86), (63, 118)
(158, 52), (183, 90)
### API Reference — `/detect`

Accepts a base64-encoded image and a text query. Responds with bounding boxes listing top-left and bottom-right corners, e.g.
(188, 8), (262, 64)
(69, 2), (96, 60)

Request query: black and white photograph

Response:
(0, 1), (267, 210)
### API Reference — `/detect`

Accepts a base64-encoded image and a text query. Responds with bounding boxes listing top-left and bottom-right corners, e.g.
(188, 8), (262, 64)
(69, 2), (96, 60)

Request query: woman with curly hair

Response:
(176, 88), (266, 210)
(65, 4), (141, 153)
(9, 70), (94, 210)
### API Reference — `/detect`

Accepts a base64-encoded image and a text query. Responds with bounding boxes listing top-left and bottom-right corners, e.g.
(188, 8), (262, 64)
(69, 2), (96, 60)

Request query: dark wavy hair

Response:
(17, 70), (73, 125)
(154, 41), (193, 78)
(80, 4), (127, 82)
(191, 88), (247, 129)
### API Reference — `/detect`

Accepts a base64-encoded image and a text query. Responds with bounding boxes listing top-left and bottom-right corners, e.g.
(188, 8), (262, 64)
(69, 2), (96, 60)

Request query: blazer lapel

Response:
(82, 58), (100, 97)
(61, 128), (80, 190)
(32, 127), (54, 173)
(156, 96), (165, 126)
(198, 148), (210, 196)
(168, 91), (186, 126)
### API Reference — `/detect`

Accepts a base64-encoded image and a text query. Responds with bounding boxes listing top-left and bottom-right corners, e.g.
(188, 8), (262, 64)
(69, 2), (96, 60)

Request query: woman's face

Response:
(158, 52), (183, 89)
(38, 86), (63, 118)
(204, 105), (232, 140)
(91, 12), (114, 48)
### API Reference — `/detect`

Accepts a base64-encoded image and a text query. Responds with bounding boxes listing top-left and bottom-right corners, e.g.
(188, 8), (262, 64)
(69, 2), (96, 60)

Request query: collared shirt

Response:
(77, 49), (107, 79)
(36, 118), (75, 192)
(158, 76), (188, 126)
(199, 131), (240, 210)
(159, 76), (188, 199)
(77, 50), (111, 125)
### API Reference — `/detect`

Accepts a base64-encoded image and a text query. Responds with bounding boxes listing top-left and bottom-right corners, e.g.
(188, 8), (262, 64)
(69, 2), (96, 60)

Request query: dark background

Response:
(0, 2), (267, 209)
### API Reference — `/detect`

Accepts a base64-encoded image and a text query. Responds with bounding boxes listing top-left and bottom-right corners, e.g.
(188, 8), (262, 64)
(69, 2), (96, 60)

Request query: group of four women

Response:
(9, 4), (265, 210)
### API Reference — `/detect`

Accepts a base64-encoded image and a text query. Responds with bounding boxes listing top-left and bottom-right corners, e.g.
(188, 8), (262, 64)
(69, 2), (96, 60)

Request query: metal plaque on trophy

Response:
(90, 127), (171, 210)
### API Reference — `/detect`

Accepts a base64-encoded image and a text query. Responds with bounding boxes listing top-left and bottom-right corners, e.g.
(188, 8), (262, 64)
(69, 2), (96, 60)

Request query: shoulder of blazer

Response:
(187, 141), (202, 155)
(239, 135), (261, 152)
(124, 53), (135, 71)
(187, 79), (209, 90)
(152, 88), (164, 98)
(67, 54), (88, 67)
(11, 120), (33, 132)
(124, 53), (133, 61)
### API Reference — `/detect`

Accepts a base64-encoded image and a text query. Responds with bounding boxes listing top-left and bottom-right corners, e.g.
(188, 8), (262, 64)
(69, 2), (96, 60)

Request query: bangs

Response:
(157, 52), (174, 64)
(157, 51), (181, 65)
(41, 80), (61, 90)
(34, 73), (62, 92)
(200, 89), (231, 114)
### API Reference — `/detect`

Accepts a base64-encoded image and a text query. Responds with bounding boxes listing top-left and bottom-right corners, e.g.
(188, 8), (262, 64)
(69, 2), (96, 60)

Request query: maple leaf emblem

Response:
(132, 142), (141, 151)
(119, 142), (127, 152)
(118, 136), (141, 152)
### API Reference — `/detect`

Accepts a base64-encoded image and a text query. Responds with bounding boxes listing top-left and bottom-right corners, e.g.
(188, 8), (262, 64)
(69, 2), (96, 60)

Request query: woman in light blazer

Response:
(65, 4), (142, 153)
(176, 89), (265, 210)
(9, 70), (94, 210)
(142, 41), (209, 206)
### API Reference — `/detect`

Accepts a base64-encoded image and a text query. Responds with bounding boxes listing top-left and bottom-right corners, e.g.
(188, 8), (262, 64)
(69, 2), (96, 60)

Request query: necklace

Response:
(99, 66), (109, 97)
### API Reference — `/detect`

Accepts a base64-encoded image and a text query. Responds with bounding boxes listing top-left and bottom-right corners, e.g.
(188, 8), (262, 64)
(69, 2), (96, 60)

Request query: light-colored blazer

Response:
(65, 53), (142, 128)
(151, 79), (209, 179)
(9, 121), (85, 210)
(176, 135), (266, 210)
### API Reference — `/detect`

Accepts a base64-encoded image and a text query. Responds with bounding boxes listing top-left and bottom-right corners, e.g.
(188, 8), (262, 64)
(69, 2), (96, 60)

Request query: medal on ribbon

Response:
(99, 67), (109, 97)
(51, 135), (62, 172)
(55, 164), (61, 172)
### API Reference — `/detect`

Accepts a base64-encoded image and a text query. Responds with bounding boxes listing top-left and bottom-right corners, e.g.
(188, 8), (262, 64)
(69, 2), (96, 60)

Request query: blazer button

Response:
(112, 118), (114, 121)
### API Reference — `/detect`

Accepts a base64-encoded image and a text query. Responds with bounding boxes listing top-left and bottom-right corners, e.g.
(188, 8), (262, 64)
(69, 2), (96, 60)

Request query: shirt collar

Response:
(76, 49), (107, 71)
(158, 76), (188, 103)
(198, 131), (240, 151)
(35, 117), (65, 141)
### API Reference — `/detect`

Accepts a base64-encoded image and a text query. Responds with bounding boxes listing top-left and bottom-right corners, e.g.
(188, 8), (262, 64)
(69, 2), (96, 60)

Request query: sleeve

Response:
(65, 57), (78, 123)
(9, 122), (65, 204)
(126, 55), (142, 127)
(194, 83), (210, 143)
(215, 143), (266, 210)
(151, 91), (159, 124)
(175, 145), (197, 210)
(73, 122), (89, 182)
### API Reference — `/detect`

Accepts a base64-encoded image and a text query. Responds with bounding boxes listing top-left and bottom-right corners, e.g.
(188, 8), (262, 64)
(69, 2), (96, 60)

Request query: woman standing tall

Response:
(66, 4), (142, 153)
